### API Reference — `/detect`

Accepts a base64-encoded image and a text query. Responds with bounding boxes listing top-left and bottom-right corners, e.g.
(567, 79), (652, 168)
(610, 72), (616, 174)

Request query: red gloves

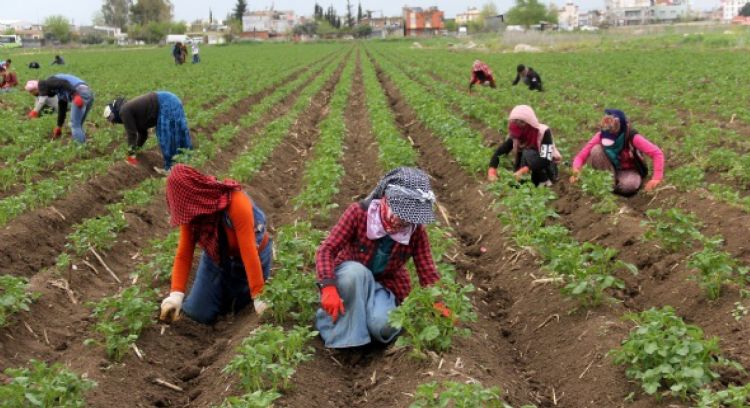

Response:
(52, 127), (62, 138)
(126, 156), (139, 166)
(513, 166), (530, 180)
(644, 179), (661, 192)
(27, 110), (39, 119)
(321, 286), (345, 322)
(487, 167), (498, 181)
(72, 94), (84, 108)
(433, 302), (452, 318)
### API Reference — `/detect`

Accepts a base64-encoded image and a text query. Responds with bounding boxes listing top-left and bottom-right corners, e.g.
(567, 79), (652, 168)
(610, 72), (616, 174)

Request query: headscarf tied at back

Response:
(600, 108), (628, 169)
(508, 104), (543, 150)
(365, 167), (436, 225)
(166, 164), (241, 262)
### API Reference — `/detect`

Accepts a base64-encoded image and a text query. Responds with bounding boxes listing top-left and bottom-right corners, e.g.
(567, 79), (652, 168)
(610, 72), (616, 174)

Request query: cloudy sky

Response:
(3, 0), (718, 25)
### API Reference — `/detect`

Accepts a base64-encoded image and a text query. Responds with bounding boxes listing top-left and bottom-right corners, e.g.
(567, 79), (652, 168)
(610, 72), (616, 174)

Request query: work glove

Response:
(253, 299), (268, 316)
(27, 110), (39, 119)
(487, 167), (498, 182)
(513, 166), (530, 181)
(320, 285), (345, 322)
(159, 291), (185, 323)
(569, 169), (580, 184)
(72, 94), (84, 108)
(52, 127), (62, 138)
(125, 155), (139, 166)
(433, 302), (452, 318)
(644, 179), (661, 192)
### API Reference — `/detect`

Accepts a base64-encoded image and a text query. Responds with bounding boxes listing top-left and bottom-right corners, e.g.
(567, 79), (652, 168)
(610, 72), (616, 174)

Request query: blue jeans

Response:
(182, 242), (273, 325)
(315, 261), (400, 348)
(70, 85), (94, 143)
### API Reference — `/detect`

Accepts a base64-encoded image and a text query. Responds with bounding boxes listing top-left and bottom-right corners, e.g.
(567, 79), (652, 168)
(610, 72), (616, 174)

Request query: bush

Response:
(0, 359), (96, 407)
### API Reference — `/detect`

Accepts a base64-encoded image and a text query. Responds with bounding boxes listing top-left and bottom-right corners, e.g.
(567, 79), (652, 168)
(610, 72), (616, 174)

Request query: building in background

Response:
(558, 2), (581, 29)
(722, 0), (747, 21)
(361, 16), (404, 38)
(456, 7), (481, 25)
(578, 10), (605, 27)
(403, 6), (445, 36)
(606, 0), (690, 25)
(241, 9), (297, 39)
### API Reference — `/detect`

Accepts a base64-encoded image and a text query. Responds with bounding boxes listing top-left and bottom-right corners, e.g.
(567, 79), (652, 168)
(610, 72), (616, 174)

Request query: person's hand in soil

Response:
(160, 291), (184, 323)
(644, 179), (661, 192)
(513, 166), (529, 181)
(253, 299), (268, 316)
(569, 169), (580, 184)
(487, 167), (498, 182)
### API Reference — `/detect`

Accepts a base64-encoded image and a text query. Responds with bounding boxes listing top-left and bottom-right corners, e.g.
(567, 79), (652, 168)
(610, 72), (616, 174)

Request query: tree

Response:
(357, 2), (363, 22)
(314, 3), (324, 20)
(354, 24), (372, 37)
(101, 0), (132, 30)
(233, 0), (248, 21)
(130, 0), (172, 25)
(505, 0), (555, 27)
(740, 2), (750, 16)
(44, 15), (72, 43)
(293, 21), (317, 36)
(345, 0), (355, 27)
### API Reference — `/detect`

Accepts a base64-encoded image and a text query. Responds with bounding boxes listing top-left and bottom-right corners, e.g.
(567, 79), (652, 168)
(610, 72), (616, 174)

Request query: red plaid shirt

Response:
(316, 202), (440, 303)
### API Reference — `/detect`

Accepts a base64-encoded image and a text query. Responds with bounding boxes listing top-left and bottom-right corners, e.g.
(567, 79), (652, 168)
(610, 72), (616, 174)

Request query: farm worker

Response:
(0, 59), (11, 70)
(25, 81), (58, 117)
(103, 92), (193, 170)
(191, 42), (200, 64)
(51, 55), (65, 65)
(180, 43), (188, 64)
(468, 60), (496, 93)
(25, 74), (94, 142)
(0, 65), (17, 90)
(172, 42), (183, 64)
(28, 61), (40, 69)
(487, 105), (562, 186)
(315, 167), (449, 348)
(159, 164), (273, 325)
(512, 64), (543, 91)
(570, 109), (664, 196)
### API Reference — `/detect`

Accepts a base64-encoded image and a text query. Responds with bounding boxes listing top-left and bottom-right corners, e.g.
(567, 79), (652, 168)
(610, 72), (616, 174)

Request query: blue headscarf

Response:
(601, 109), (628, 169)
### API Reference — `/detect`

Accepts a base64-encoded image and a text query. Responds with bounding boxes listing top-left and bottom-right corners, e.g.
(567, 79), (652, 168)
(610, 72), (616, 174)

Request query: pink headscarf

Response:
(24, 80), (38, 92)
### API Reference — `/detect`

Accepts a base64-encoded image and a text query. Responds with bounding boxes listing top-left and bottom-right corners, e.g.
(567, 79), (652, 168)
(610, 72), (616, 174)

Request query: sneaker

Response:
(154, 167), (170, 176)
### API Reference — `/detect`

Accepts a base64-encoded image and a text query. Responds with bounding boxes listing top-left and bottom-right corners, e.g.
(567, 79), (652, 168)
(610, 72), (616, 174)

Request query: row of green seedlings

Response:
(215, 55), (356, 407)
(361, 54), (531, 408)
(0, 52), (336, 228)
(641, 207), (750, 307)
(81, 53), (349, 364)
(609, 306), (748, 405)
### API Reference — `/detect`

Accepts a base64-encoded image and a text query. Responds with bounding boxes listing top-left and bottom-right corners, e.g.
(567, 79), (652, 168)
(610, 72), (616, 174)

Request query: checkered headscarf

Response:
(365, 167), (436, 225)
(166, 164), (241, 262)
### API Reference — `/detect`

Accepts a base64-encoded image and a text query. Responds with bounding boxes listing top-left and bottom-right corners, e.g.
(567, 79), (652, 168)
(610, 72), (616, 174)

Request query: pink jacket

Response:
(572, 132), (664, 181)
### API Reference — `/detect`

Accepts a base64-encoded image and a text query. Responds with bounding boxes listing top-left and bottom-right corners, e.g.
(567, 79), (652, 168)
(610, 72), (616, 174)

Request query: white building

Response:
(242, 10), (297, 35)
(722, 0), (746, 21)
(606, 0), (690, 25)
(456, 7), (481, 25)
(557, 2), (580, 29)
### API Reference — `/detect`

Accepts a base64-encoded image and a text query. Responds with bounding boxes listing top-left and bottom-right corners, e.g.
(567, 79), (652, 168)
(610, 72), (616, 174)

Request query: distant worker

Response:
(51, 55), (65, 65)
(28, 61), (40, 69)
(512, 64), (543, 92)
(103, 91), (193, 170)
(25, 74), (94, 142)
(0, 59), (11, 70)
(172, 42), (184, 65)
(0, 63), (17, 91)
(487, 105), (561, 186)
(468, 60), (496, 93)
(570, 109), (664, 196)
(191, 42), (200, 64)
(158, 164), (273, 324)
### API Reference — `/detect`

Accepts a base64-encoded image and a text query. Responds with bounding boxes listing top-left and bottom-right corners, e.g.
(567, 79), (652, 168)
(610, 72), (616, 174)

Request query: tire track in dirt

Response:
(0, 54), (347, 408)
(0, 56), (334, 281)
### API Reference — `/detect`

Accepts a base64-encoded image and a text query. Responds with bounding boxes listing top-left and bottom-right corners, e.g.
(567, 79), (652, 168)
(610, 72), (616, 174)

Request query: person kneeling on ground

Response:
(487, 105), (562, 186)
(103, 92), (193, 171)
(315, 167), (449, 349)
(0, 65), (18, 91)
(51, 55), (65, 65)
(159, 164), (273, 325)
(569, 109), (664, 196)
(24, 74), (94, 142)
(468, 60), (496, 93)
(512, 64), (543, 92)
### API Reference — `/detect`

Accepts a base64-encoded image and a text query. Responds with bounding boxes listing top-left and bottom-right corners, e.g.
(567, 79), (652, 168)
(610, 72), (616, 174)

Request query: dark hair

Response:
(516, 64), (525, 73)
(5, 59), (10, 64)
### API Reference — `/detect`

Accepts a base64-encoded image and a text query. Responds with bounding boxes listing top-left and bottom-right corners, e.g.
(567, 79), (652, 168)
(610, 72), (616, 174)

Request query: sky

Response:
(3, 0), (718, 25)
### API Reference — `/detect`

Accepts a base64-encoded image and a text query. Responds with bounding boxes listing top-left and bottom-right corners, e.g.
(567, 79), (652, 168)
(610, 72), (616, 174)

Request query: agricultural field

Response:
(0, 37), (749, 408)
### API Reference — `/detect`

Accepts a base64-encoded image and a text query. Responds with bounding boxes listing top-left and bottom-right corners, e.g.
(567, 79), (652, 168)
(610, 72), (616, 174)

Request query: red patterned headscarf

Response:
(166, 164), (241, 262)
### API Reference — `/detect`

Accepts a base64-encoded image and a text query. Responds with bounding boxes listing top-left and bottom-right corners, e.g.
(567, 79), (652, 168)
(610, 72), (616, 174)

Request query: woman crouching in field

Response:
(315, 167), (450, 348)
(487, 105), (562, 186)
(569, 109), (664, 196)
(159, 164), (273, 324)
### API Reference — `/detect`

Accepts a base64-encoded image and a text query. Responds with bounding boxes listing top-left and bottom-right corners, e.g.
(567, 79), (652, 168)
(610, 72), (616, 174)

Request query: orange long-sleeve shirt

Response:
(171, 191), (265, 297)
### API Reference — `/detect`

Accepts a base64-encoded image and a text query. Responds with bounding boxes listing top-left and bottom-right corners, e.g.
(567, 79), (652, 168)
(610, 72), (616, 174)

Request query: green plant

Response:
(578, 168), (618, 214)
(732, 302), (748, 321)
(410, 381), (505, 408)
(688, 246), (748, 300)
(389, 279), (477, 357)
(560, 243), (637, 307)
(0, 275), (38, 327)
(669, 165), (704, 191)
(642, 208), (703, 253)
(694, 383), (750, 408)
(0, 359), (96, 407)
(216, 390), (282, 408)
(85, 286), (158, 361)
(223, 325), (317, 392)
(609, 306), (736, 399)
